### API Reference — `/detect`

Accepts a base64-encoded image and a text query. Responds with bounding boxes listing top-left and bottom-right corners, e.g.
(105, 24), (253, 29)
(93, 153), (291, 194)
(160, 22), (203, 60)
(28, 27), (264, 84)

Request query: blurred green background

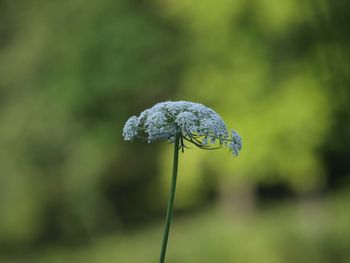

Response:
(0, 0), (350, 262)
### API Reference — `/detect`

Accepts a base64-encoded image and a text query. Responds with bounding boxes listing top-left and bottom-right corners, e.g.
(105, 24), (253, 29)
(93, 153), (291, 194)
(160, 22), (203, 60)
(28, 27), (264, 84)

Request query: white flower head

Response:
(122, 101), (242, 156)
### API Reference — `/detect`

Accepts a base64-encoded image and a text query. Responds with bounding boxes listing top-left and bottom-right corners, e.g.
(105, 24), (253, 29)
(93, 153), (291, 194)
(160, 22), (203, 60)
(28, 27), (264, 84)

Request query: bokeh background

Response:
(1, 0), (350, 262)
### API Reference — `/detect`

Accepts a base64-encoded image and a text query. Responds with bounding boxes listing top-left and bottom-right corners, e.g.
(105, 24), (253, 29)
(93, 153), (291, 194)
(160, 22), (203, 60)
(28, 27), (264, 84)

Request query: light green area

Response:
(2, 189), (350, 263)
(159, 0), (332, 196)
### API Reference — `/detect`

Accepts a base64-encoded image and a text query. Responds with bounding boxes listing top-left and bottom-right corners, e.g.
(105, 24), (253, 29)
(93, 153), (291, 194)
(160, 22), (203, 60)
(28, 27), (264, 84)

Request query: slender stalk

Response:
(159, 134), (180, 263)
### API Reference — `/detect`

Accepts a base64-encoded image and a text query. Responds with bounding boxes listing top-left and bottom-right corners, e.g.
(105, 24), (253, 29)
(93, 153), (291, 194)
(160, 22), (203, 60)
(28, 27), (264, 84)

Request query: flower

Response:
(122, 116), (139, 141)
(122, 101), (242, 156)
(230, 130), (242, 156)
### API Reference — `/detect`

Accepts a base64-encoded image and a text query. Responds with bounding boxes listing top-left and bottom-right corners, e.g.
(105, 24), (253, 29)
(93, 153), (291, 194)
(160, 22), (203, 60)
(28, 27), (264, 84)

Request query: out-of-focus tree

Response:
(309, 0), (350, 189)
(0, 0), (184, 246)
(156, 0), (350, 208)
(1, 0), (349, 254)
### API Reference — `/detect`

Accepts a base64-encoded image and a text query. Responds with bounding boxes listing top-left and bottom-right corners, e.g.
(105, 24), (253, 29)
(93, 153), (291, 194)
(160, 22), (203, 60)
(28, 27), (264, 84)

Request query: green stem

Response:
(159, 134), (180, 263)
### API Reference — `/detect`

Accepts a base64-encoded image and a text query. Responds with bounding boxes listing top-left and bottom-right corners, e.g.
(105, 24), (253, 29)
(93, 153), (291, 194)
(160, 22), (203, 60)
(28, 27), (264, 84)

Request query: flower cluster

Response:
(122, 101), (242, 156)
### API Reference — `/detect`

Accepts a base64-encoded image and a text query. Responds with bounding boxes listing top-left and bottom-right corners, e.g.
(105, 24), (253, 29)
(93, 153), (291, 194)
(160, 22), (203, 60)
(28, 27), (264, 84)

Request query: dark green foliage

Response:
(0, 0), (185, 246)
